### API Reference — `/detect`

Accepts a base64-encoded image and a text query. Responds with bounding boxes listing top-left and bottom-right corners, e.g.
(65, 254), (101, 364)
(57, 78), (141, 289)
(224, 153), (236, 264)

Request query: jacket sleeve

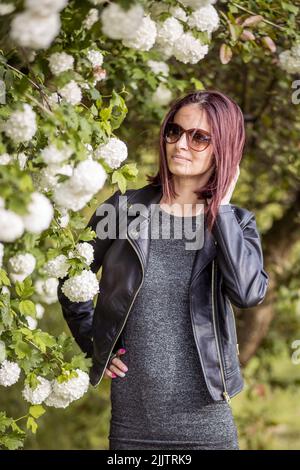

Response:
(57, 189), (123, 357)
(211, 204), (269, 309)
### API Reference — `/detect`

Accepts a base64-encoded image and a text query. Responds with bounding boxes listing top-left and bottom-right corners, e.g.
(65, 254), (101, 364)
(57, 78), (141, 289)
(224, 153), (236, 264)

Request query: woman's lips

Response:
(172, 154), (192, 163)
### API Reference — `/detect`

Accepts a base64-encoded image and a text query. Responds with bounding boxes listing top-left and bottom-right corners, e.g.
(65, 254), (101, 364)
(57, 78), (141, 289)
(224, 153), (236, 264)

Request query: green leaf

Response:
(26, 416), (37, 434)
(78, 228), (96, 242)
(29, 405), (46, 419)
(19, 300), (36, 317)
(0, 269), (11, 287)
(111, 170), (127, 194)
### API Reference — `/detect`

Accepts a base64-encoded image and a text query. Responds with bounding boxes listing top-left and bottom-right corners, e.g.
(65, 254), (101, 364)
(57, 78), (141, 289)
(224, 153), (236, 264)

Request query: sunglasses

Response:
(163, 122), (211, 152)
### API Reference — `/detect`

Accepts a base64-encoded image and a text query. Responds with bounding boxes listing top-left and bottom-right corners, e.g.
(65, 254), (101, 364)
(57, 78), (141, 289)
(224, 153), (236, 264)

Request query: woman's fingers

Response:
(104, 348), (128, 379)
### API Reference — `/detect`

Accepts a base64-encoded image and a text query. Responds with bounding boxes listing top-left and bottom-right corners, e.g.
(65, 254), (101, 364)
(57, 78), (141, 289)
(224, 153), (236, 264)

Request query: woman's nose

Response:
(175, 131), (189, 150)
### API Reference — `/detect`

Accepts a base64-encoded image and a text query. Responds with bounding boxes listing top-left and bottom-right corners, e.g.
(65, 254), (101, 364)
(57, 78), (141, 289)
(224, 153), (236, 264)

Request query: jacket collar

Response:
(126, 183), (217, 284)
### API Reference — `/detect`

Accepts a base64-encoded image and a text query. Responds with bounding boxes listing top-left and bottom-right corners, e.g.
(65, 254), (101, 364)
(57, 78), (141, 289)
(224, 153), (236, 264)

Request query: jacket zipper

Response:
(94, 232), (145, 386)
(226, 297), (239, 356)
(211, 260), (231, 404)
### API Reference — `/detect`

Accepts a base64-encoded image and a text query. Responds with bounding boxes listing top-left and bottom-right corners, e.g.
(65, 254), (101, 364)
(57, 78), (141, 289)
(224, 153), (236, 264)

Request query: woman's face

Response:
(165, 103), (215, 179)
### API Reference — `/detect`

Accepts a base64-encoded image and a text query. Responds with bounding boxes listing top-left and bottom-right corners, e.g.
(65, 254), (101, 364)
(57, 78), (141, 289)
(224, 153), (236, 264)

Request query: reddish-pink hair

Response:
(146, 89), (246, 233)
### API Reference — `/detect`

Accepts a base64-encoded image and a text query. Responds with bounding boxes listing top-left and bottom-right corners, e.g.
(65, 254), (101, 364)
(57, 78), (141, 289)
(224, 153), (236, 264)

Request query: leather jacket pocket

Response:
(223, 297), (241, 378)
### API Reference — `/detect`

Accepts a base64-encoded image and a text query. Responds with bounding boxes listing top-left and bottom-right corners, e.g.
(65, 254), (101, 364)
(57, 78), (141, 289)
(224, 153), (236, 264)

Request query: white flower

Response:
(83, 8), (99, 30)
(44, 254), (69, 279)
(95, 137), (127, 169)
(147, 60), (169, 83)
(87, 50), (104, 67)
(48, 52), (74, 76)
(36, 164), (73, 192)
(0, 153), (12, 165)
(57, 209), (69, 228)
(69, 243), (94, 266)
(173, 32), (209, 64)
(187, 5), (219, 34)
(279, 44), (300, 74)
(52, 159), (105, 211)
(8, 253), (36, 283)
(151, 83), (173, 106)
(22, 192), (53, 234)
(0, 360), (21, 387)
(62, 269), (99, 302)
(45, 369), (89, 409)
(122, 15), (157, 51)
(89, 0), (106, 4)
(22, 376), (52, 404)
(35, 277), (59, 304)
(25, 0), (68, 14)
(0, 3), (16, 15)
(26, 316), (38, 330)
(100, 3), (144, 40)
(35, 303), (45, 319)
(53, 185), (94, 212)
(70, 159), (107, 194)
(0, 209), (24, 242)
(40, 143), (73, 165)
(156, 17), (184, 49)
(10, 12), (61, 49)
(58, 80), (82, 105)
(179, 0), (217, 9)
(48, 92), (61, 107)
(16, 152), (28, 170)
(170, 6), (188, 22)
(3, 104), (37, 143)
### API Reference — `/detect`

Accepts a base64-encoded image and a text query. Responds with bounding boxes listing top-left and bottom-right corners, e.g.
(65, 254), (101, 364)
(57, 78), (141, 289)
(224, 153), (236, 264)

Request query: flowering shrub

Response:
(0, 0), (299, 450)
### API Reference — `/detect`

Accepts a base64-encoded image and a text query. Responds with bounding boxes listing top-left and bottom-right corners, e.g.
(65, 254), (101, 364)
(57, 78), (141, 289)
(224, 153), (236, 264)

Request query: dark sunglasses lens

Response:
(164, 123), (181, 143)
(189, 130), (210, 150)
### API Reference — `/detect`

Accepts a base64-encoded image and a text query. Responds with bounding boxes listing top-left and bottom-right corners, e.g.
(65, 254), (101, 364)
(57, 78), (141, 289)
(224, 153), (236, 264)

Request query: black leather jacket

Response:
(57, 182), (269, 404)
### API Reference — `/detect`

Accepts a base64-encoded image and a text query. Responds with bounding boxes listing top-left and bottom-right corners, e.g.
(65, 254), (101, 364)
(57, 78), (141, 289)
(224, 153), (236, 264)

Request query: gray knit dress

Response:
(108, 205), (239, 450)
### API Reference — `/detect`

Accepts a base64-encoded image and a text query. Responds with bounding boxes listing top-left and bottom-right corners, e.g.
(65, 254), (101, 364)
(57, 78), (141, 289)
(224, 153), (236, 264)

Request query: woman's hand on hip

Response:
(104, 348), (128, 379)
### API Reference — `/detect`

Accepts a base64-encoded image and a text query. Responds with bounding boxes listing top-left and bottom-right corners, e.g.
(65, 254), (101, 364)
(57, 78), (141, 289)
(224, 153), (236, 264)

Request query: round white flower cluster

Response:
(100, 3), (145, 40)
(26, 316), (38, 330)
(40, 143), (73, 165)
(0, 3), (16, 15)
(48, 52), (74, 76)
(83, 8), (99, 30)
(22, 192), (54, 234)
(187, 5), (220, 34)
(147, 60), (170, 81)
(151, 83), (173, 106)
(53, 159), (107, 211)
(45, 369), (89, 408)
(100, 1), (219, 64)
(173, 31), (209, 64)
(8, 253), (36, 283)
(0, 209), (24, 242)
(279, 43), (300, 74)
(94, 137), (128, 169)
(0, 359), (21, 387)
(0, 153), (12, 165)
(44, 254), (69, 278)
(61, 269), (99, 302)
(35, 303), (45, 319)
(10, 0), (68, 49)
(122, 15), (157, 51)
(87, 50), (104, 68)
(36, 164), (73, 192)
(22, 376), (52, 404)
(179, 0), (217, 8)
(3, 104), (37, 143)
(58, 80), (82, 105)
(35, 277), (59, 304)
(68, 242), (94, 266)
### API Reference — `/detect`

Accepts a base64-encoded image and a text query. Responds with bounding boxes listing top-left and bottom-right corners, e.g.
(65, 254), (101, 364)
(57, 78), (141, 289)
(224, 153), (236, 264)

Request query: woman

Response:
(58, 89), (269, 450)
